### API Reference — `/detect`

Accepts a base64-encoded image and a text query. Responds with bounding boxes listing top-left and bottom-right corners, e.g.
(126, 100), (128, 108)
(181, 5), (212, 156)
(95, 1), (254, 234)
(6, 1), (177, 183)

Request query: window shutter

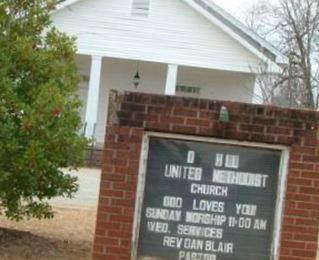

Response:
(132, 0), (150, 17)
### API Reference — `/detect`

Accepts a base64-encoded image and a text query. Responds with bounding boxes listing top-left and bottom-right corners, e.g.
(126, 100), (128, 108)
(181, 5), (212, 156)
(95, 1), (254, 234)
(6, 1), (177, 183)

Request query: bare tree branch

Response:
(245, 0), (319, 109)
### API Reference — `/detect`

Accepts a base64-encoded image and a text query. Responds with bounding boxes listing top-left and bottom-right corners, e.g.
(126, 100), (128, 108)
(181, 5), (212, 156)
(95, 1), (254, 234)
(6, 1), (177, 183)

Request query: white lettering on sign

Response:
(184, 238), (204, 251)
(254, 219), (268, 230)
(212, 169), (268, 188)
(147, 221), (170, 233)
(163, 237), (205, 251)
(164, 164), (202, 181)
(146, 208), (181, 221)
(187, 151), (195, 164)
(238, 217), (252, 229)
(163, 236), (183, 248)
(228, 217), (252, 229)
(225, 154), (239, 169)
(163, 196), (183, 208)
(236, 204), (257, 216)
(192, 199), (224, 213)
(179, 251), (217, 260)
(215, 154), (224, 167)
(177, 224), (223, 239)
(185, 212), (227, 226)
(205, 241), (234, 254)
(228, 217), (237, 227)
(190, 184), (228, 197)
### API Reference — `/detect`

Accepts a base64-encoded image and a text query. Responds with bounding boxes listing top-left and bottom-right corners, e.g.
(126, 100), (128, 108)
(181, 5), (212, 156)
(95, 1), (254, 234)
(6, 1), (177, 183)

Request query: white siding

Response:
(53, 0), (261, 73)
(76, 56), (255, 144)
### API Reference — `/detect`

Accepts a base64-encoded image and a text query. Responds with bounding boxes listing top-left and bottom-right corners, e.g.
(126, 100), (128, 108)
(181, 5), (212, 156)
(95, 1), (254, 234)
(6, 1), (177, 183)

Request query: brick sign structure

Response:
(93, 91), (319, 260)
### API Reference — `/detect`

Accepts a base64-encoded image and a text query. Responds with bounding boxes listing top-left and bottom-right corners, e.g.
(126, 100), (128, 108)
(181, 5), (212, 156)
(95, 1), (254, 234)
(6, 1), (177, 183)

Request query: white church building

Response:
(52, 0), (287, 147)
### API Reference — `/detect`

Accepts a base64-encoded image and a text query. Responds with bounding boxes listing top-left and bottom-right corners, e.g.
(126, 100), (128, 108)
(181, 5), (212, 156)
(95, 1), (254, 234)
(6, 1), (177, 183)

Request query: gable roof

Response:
(55, 0), (288, 66)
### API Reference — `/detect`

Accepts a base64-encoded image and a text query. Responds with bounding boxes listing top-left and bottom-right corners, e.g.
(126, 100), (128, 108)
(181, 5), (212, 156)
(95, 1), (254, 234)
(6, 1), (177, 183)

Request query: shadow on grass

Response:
(0, 228), (90, 260)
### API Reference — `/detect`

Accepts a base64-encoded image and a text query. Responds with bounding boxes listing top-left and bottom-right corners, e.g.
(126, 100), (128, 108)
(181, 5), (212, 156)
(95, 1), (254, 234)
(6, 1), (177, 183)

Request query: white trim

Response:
(75, 49), (260, 74)
(132, 131), (290, 260)
(272, 148), (290, 259)
(131, 135), (150, 260)
(140, 131), (290, 152)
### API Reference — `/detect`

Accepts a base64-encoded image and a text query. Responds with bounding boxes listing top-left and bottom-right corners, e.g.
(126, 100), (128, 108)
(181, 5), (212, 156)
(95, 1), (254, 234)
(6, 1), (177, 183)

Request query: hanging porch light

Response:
(133, 62), (141, 88)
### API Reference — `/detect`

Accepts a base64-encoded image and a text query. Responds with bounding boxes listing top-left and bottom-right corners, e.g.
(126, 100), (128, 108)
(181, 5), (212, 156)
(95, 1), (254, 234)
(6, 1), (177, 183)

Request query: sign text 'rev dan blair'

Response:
(136, 137), (282, 260)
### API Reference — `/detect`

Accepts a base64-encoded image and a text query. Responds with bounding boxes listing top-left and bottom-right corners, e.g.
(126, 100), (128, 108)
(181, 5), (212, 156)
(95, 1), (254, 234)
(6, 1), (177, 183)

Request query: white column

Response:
(252, 77), (263, 104)
(85, 55), (103, 139)
(165, 64), (179, 95)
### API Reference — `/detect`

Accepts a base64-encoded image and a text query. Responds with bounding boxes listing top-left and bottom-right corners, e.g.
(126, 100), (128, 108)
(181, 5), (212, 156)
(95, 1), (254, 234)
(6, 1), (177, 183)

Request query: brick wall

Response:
(93, 90), (319, 260)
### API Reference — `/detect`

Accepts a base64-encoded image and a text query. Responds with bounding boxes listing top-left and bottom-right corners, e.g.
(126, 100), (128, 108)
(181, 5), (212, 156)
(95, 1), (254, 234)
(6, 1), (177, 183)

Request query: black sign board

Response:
(136, 137), (282, 260)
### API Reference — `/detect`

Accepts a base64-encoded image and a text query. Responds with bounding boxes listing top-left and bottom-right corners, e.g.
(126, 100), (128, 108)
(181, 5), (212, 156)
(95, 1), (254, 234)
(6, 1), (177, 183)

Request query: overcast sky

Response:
(212, 0), (278, 21)
(213, 0), (257, 18)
